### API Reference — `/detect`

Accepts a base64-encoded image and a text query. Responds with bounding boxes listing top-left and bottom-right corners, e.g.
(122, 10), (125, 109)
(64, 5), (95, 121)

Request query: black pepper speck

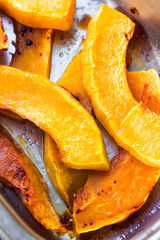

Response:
(26, 39), (33, 46)
(21, 26), (27, 37)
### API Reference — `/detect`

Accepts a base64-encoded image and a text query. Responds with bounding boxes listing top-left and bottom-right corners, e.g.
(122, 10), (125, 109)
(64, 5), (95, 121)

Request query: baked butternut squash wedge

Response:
(82, 4), (160, 167)
(0, 23), (52, 121)
(0, 17), (8, 49)
(0, 0), (76, 30)
(9, 24), (88, 208)
(73, 68), (160, 233)
(117, 103), (160, 167)
(44, 135), (88, 208)
(73, 150), (160, 234)
(11, 23), (53, 78)
(57, 53), (92, 113)
(57, 52), (160, 117)
(0, 65), (109, 171)
(0, 125), (65, 231)
(127, 70), (160, 115)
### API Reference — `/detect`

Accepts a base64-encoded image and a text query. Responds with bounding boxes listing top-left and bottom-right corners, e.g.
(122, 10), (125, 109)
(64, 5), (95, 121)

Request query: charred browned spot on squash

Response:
(14, 167), (26, 180)
(72, 94), (80, 102)
(76, 208), (81, 214)
(124, 33), (132, 41)
(124, 33), (129, 41)
(60, 211), (73, 231)
(130, 7), (139, 17)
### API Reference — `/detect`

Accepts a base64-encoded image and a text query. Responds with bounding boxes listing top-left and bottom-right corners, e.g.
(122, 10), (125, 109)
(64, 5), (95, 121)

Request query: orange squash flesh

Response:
(127, 70), (160, 115)
(57, 53), (92, 113)
(8, 23), (89, 209)
(73, 150), (160, 234)
(0, 65), (109, 171)
(44, 135), (88, 208)
(57, 52), (160, 117)
(82, 4), (136, 134)
(0, 125), (65, 231)
(69, 60), (160, 233)
(58, 51), (160, 232)
(0, 23), (52, 121)
(0, 17), (8, 49)
(70, 6), (160, 234)
(117, 103), (160, 167)
(73, 68), (160, 233)
(11, 23), (53, 78)
(0, 0), (76, 30)
(82, 4), (160, 167)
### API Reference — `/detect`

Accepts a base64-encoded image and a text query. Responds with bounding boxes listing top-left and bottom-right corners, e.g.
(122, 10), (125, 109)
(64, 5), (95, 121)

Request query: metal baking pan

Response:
(0, 0), (160, 239)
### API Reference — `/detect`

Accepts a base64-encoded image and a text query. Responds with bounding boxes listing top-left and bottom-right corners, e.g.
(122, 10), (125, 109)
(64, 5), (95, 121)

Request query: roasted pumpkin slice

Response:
(0, 65), (109, 171)
(73, 150), (160, 234)
(0, 125), (65, 231)
(44, 135), (88, 208)
(128, 70), (160, 114)
(82, 4), (136, 134)
(0, 23), (53, 121)
(57, 51), (159, 117)
(11, 23), (53, 78)
(57, 52), (92, 113)
(0, 0), (76, 30)
(82, 4), (160, 167)
(117, 104), (160, 167)
(0, 17), (8, 49)
(73, 69), (160, 232)
(9, 24), (88, 208)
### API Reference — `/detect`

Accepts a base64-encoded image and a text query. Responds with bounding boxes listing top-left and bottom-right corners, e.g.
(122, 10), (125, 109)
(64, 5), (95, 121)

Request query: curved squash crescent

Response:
(82, 4), (160, 167)
(0, 0), (76, 30)
(73, 150), (160, 234)
(0, 125), (65, 231)
(0, 65), (109, 171)
(9, 22), (88, 209)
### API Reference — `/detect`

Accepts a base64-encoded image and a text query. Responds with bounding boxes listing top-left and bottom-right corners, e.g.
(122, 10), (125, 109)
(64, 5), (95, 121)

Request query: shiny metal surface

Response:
(0, 0), (160, 239)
